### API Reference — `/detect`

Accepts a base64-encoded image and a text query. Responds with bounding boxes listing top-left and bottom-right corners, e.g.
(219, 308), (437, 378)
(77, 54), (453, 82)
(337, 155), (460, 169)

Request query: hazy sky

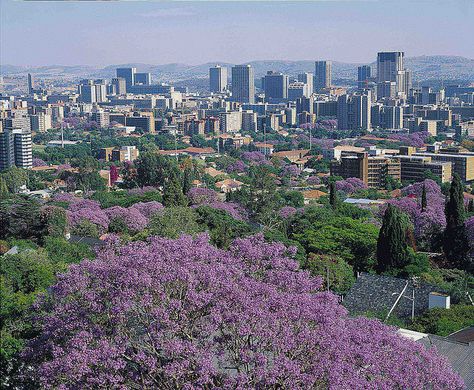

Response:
(1, 0), (473, 67)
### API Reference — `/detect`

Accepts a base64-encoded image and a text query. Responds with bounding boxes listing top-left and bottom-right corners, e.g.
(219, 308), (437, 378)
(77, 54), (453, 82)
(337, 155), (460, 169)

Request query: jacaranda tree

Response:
(25, 234), (463, 389)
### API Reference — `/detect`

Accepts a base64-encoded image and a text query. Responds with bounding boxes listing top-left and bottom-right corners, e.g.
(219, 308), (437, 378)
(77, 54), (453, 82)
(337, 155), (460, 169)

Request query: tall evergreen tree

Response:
(376, 204), (411, 273)
(163, 170), (188, 207)
(421, 184), (427, 212)
(329, 182), (338, 209)
(468, 199), (474, 213)
(182, 166), (193, 195)
(443, 174), (470, 269)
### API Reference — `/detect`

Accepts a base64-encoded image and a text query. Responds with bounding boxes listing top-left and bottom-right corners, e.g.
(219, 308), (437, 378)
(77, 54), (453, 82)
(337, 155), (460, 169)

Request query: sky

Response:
(1, 0), (473, 67)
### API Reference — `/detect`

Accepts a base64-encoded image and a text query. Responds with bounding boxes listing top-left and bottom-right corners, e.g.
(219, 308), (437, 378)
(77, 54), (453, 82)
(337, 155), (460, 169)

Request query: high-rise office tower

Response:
(357, 65), (372, 89)
(27, 73), (34, 95)
(116, 67), (136, 91)
(209, 65), (228, 93)
(337, 91), (372, 131)
(231, 65), (255, 103)
(376, 52), (410, 98)
(134, 72), (151, 85)
(298, 72), (313, 96)
(78, 80), (107, 103)
(0, 127), (15, 171)
(314, 61), (332, 92)
(111, 77), (127, 95)
(263, 71), (288, 102)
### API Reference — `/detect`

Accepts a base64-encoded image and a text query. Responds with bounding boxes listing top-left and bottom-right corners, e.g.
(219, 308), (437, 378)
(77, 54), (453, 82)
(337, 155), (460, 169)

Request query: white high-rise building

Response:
(209, 65), (228, 93)
(231, 65), (255, 103)
(298, 72), (313, 96)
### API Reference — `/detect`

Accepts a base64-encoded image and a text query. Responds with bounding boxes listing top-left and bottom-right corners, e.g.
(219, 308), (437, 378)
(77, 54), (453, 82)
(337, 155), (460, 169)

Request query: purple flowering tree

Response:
(307, 176), (321, 185)
(226, 160), (247, 173)
(384, 180), (446, 245)
(105, 206), (148, 233)
(32, 158), (47, 167)
(187, 187), (219, 205)
(25, 234), (463, 389)
(335, 177), (367, 194)
(129, 201), (164, 219)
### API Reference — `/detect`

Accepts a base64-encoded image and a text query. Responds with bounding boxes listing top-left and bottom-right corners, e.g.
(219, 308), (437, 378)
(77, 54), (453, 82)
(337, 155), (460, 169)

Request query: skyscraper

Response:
(27, 73), (34, 95)
(314, 61), (332, 92)
(111, 77), (127, 95)
(298, 72), (313, 96)
(209, 65), (228, 93)
(357, 65), (372, 89)
(337, 91), (372, 131)
(0, 127), (15, 171)
(134, 72), (151, 85)
(231, 65), (255, 104)
(263, 71), (288, 102)
(78, 80), (107, 103)
(376, 52), (410, 98)
(116, 67), (136, 91)
(1, 127), (33, 170)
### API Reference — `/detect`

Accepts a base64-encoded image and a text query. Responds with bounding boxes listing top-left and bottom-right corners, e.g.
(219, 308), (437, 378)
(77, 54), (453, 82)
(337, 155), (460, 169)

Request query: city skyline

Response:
(1, 0), (473, 67)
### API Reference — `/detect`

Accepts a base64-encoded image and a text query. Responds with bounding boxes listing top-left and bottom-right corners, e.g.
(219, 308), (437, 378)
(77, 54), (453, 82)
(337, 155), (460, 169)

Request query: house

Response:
(343, 273), (447, 320)
(215, 179), (243, 193)
(273, 149), (310, 163)
(398, 327), (474, 390)
(204, 167), (226, 178)
(254, 142), (275, 155)
(301, 189), (327, 204)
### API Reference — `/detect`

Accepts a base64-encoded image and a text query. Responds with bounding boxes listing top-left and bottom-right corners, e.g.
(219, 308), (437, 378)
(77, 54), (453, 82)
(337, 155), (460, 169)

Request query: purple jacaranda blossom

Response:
(52, 192), (80, 204)
(129, 201), (164, 219)
(381, 180), (446, 243)
(241, 151), (267, 165)
(282, 164), (301, 177)
(202, 201), (248, 221)
(279, 206), (297, 219)
(68, 199), (101, 213)
(32, 158), (47, 167)
(55, 164), (72, 174)
(389, 132), (431, 148)
(307, 176), (321, 185)
(187, 187), (219, 205)
(24, 234), (463, 389)
(105, 206), (148, 233)
(226, 160), (247, 173)
(335, 177), (367, 194)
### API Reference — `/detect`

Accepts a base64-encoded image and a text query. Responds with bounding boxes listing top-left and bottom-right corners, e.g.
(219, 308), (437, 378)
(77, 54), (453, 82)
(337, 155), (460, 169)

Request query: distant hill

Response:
(2, 55), (473, 83)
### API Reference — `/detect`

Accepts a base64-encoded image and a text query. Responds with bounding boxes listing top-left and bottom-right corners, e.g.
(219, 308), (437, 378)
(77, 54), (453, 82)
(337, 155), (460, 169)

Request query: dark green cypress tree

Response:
(163, 170), (188, 207)
(421, 183), (427, 212)
(468, 199), (474, 213)
(443, 174), (469, 268)
(376, 204), (411, 273)
(182, 166), (193, 195)
(329, 182), (338, 209)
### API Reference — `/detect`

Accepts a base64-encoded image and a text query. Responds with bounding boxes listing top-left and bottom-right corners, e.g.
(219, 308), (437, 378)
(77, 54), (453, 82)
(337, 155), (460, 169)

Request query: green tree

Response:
(303, 254), (355, 294)
(293, 216), (378, 273)
(443, 174), (470, 270)
(411, 305), (474, 336)
(149, 207), (202, 239)
(376, 204), (412, 273)
(195, 206), (253, 248)
(182, 166), (193, 195)
(421, 184), (427, 212)
(135, 153), (176, 188)
(329, 182), (338, 209)
(162, 171), (187, 207)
